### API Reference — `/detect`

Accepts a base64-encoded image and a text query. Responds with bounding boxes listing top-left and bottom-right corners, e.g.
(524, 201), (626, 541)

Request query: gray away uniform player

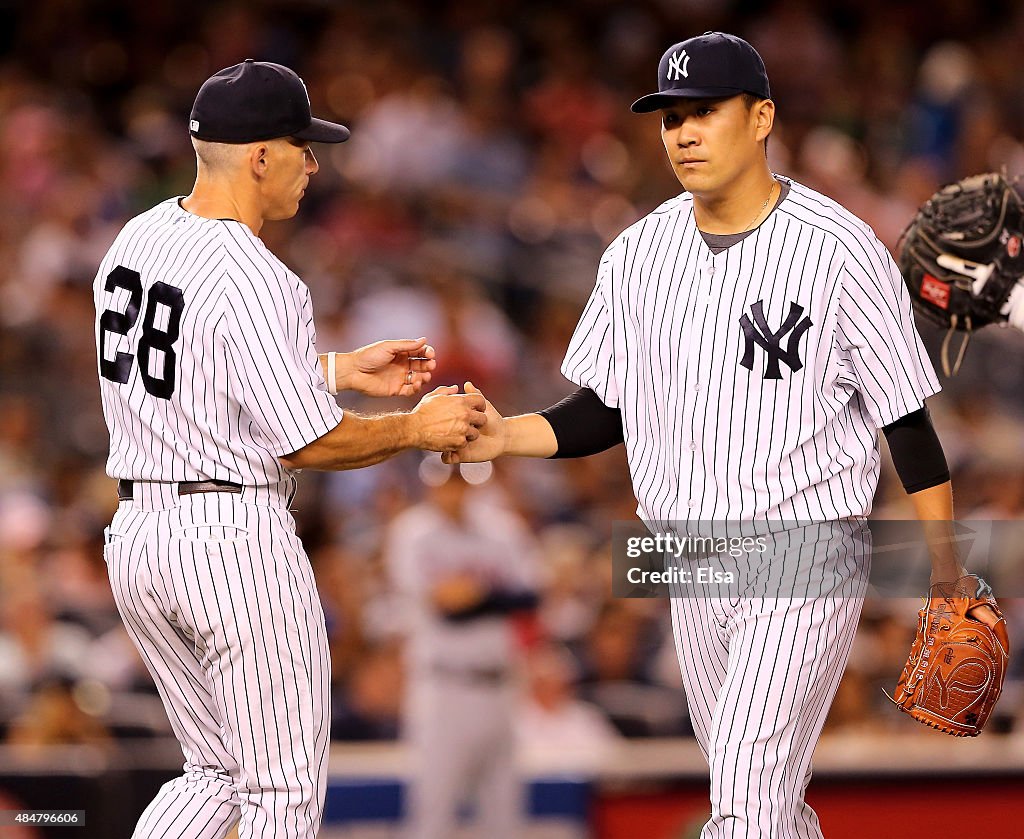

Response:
(96, 60), (485, 839)
(387, 462), (540, 839)
(443, 32), (999, 838)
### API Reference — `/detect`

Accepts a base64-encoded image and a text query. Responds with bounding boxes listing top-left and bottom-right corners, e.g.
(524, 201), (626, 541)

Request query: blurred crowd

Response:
(3, 0), (1024, 765)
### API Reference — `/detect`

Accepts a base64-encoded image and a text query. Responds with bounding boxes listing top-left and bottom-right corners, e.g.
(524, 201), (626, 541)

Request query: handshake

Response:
(295, 336), (556, 473)
(319, 337), (522, 467)
(408, 381), (505, 462)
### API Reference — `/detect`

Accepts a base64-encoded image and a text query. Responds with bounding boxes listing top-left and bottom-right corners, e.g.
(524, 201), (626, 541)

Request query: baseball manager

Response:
(95, 60), (485, 838)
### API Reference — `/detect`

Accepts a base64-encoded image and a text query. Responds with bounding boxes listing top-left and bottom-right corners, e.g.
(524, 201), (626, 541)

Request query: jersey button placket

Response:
(682, 263), (709, 518)
(701, 259), (715, 307)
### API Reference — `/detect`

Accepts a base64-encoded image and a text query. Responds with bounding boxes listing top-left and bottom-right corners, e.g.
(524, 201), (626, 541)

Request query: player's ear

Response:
(754, 98), (775, 144)
(249, 143), (270, 178)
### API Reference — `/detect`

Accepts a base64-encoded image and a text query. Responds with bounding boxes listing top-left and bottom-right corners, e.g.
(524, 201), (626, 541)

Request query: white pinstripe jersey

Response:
(94, 198), (343, 485)
(562, 176), (940, 522)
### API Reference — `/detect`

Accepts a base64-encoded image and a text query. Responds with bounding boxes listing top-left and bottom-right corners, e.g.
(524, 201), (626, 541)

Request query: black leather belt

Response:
(117, 479), (243, 501)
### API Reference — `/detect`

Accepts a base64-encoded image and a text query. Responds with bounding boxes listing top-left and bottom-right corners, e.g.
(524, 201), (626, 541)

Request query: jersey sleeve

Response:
(560, 242), (621, 408)
(836, 232), (940, 428)
(221, 260), (343, 457)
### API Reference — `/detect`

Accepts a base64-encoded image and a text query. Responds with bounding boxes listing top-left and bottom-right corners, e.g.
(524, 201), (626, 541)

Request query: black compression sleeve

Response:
(882, 407), (950, 493)
(538, 387), (624, 458)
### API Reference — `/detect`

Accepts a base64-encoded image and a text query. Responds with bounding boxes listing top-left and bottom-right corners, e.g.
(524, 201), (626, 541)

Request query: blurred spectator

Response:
(4, 677), (111, 754)
(575, 602), (690, 737)
(345, 75), (468, 194)
(516, 642), (623, 772)
(0, 586), (93, 694)
(0, 395), (47, 496)
(330, 641), (404, 742)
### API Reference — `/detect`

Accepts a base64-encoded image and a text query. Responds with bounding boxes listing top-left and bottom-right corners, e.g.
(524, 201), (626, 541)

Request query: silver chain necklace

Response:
(743, 178), (778, 232)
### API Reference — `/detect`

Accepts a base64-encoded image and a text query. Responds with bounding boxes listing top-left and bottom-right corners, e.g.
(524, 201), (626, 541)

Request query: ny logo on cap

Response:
(739, 300), (813, 380)
(667, 50), (690, 81)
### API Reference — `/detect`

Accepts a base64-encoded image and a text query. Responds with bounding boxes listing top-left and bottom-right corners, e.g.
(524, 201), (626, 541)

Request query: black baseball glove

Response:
(898, 172), (1024, 374)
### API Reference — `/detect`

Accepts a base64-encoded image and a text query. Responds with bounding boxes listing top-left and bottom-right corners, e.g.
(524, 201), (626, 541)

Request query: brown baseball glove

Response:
(890, 574), (1010, 736)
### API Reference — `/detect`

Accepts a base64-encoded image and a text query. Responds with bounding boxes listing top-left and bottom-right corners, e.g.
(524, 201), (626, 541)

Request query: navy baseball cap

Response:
(189, 59), (350, 143)
(631, 32), (770, 113)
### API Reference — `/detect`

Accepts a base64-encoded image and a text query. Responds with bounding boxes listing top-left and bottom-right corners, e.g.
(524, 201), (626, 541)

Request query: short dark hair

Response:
(741, 93), (763, 110)
(742, 93), (770, 156)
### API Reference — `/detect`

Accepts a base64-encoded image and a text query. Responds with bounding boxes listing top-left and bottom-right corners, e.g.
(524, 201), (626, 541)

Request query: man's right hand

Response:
(411, 385), (487, 451)
(442, 382), (507, 464)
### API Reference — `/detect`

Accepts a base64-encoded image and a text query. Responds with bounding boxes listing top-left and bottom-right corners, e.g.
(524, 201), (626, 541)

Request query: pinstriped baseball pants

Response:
(668, 522), (869, 839)
(104, 482), (329, 839)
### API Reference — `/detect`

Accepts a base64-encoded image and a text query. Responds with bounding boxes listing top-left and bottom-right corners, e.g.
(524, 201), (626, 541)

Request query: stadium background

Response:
(1, 0), (1023, 836)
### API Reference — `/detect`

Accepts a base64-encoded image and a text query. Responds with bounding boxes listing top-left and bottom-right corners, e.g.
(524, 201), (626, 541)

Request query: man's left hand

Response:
(340, 338), (437, 397)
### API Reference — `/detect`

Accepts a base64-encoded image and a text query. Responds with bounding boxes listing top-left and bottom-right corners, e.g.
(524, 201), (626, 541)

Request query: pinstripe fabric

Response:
(562, 176), (940, 524)
(95, 198), (344, 484)
(94, 198), (339, 837)
(105, 492), (329, 839)
(669, 524), (868, 839)
(562, 178), (930, 838)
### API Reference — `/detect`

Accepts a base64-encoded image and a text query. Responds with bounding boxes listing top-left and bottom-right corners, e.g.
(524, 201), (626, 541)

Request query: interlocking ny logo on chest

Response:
(739, 300), (813, 380)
